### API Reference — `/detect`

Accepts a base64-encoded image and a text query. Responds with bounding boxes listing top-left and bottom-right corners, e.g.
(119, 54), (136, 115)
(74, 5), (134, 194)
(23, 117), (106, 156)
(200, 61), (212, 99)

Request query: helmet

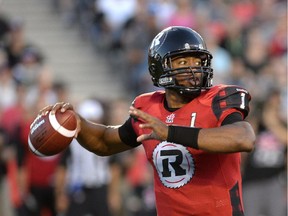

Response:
(148, 26), (213, 95)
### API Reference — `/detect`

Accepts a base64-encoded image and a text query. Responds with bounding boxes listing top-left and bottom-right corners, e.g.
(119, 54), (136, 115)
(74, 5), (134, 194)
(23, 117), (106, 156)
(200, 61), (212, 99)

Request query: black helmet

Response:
(148, 26), (213, 95)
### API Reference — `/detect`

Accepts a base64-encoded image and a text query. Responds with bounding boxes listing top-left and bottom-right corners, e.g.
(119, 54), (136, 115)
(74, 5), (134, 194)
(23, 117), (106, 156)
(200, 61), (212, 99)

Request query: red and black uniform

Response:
(119, 84), (251, 216)
(14, 118), (60, 216)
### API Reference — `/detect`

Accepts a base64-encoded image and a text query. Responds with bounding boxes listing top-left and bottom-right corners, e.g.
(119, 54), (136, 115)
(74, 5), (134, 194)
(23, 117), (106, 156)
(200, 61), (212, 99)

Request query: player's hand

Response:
(39, 102), (81, 138)
(39, 101), (73, 115)
(129, 106), (168, 142)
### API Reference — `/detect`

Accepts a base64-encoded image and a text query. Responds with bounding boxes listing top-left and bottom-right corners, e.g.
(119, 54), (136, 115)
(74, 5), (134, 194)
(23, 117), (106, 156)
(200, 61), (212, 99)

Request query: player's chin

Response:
(179, 81), (201, 88)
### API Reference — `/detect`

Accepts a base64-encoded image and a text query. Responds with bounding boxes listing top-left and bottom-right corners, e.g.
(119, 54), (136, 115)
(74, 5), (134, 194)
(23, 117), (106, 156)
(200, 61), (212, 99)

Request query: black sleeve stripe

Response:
(118, 117), (141, 148)
(221, 112), (243, 126)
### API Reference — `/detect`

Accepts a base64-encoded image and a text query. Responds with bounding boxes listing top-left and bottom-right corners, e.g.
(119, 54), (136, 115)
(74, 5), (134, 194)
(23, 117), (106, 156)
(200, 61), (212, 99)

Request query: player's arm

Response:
(76, 116), (134, 156)
(196, 119), (255, 153)
(167, 112), (255, 153)
(129, 106), (255, 153)
(40, 102), (135, 156)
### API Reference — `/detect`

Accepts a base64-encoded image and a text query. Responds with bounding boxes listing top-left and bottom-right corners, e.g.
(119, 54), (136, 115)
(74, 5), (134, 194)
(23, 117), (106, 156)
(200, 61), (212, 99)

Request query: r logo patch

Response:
(153, 141), (195, 188)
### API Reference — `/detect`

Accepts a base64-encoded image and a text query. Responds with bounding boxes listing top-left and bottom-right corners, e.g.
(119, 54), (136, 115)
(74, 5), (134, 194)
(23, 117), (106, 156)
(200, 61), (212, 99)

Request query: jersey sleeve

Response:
(212, 86), (251, 121)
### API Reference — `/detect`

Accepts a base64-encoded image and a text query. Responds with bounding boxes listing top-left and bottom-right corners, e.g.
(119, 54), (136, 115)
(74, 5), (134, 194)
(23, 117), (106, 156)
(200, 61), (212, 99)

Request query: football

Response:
(28, 110), (77, 157)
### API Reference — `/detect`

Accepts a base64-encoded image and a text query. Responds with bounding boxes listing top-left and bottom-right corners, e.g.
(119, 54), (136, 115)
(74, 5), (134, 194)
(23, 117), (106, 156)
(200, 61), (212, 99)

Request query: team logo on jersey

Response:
(165, 113), (175, 123)
(152, 141), (195, 188)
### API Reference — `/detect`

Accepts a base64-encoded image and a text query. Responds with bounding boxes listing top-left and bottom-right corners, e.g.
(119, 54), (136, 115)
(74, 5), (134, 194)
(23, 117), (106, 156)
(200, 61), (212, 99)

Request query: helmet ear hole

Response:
(149, 64), (156, 75)
(149, 64), (161, 87)
(151, 77), (158, 87)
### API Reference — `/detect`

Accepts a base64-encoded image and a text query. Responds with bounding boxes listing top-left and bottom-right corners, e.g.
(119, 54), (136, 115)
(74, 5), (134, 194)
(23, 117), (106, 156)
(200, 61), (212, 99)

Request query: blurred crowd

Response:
(0, 0), (287, 216)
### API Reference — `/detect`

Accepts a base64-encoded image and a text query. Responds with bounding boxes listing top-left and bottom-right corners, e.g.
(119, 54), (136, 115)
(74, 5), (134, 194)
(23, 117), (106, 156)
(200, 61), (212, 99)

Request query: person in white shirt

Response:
(55, 99), (112, 216)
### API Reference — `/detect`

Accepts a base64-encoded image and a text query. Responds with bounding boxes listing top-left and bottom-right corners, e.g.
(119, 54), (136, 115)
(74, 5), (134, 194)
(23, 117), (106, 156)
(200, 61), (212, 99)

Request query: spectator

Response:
(95, 0), (137, 49)
(96, 0), (136, 33)
(123, 146), (156, 216)
(4, 18), (32, 68)
(202, 25), (232, 85)
(242, 90), (287, 216)
(13, 97), (61, 216)
(166, 0), (197, 29)
(221, 18), (246, 58)
(242, 26), (269, 75)
(55, 98), (115, 216)
(0, 127), (14, 216)
(268, 11), (287, 57)
(150, 0), (176, 29)
(0, 48), (17, 112)
(12, 45), (44, 86)
(117, 0), (159, 96)
(0, 13), (10, 45)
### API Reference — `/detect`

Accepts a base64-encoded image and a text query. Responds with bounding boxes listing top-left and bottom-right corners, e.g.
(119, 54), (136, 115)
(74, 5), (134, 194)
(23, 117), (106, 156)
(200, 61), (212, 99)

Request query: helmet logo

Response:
(184, 43), (190, 50)
(150, 32), (164, 50)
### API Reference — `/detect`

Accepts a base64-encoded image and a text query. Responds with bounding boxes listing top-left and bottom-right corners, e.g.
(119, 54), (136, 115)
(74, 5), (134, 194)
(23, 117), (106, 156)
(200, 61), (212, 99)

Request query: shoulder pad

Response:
(132, 91), (165, 109)
(131, 91), (164, 121)
(212, 85), (251, 120)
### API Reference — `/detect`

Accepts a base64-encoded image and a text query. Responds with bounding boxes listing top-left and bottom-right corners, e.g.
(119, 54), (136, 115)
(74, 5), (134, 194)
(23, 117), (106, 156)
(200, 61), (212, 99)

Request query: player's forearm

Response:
(76, 118), (107, 155)
(76, 117), (131, 156)
(197, 121), (255, 153)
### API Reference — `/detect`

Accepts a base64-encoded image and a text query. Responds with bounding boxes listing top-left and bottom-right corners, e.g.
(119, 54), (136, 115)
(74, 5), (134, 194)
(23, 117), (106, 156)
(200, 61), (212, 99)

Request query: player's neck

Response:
(165, 89), (195, 109)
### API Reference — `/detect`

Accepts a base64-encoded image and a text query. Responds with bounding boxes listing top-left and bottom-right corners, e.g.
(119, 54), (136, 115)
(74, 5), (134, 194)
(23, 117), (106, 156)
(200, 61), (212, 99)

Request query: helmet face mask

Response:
(148, 26), (213, 96)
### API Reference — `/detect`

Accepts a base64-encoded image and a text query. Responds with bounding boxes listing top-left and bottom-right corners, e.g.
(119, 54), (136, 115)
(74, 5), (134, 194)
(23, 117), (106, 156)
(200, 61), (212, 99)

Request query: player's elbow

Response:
(94, 151), (111, 157)
(87, 147), (112, 157)
(87, 143), (113, 156)
(235, 121), (256, 152)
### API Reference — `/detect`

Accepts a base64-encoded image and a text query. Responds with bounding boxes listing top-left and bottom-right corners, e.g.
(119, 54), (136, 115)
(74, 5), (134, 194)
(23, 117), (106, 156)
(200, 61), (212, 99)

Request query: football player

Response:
(41, 26), (255, 216)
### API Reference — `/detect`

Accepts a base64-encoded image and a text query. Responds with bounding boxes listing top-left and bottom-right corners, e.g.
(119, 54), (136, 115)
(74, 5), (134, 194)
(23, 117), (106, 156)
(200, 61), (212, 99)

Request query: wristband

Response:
(167, 125), (201, 149)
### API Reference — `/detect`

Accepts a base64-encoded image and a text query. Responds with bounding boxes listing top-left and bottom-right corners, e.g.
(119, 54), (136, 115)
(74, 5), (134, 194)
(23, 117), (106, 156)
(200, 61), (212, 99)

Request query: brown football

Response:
(28, 110), (77, 156)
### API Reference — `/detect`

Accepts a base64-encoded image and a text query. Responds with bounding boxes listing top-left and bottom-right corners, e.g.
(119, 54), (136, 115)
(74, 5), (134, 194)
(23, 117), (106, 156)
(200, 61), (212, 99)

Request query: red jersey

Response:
(131, 85), (251, 216)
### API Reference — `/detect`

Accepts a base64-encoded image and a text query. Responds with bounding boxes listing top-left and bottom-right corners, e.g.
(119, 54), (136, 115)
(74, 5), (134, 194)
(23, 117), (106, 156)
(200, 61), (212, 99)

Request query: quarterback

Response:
(41, 26), (255, 216)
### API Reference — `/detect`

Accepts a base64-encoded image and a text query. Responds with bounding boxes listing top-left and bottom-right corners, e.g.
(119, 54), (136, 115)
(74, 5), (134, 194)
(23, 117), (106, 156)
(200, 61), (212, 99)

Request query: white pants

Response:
(0, 177), (14, 216)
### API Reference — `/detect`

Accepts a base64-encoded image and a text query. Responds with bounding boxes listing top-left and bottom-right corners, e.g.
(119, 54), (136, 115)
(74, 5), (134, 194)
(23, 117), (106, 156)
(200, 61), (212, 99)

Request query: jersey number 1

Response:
(190, 113), (196, 127)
